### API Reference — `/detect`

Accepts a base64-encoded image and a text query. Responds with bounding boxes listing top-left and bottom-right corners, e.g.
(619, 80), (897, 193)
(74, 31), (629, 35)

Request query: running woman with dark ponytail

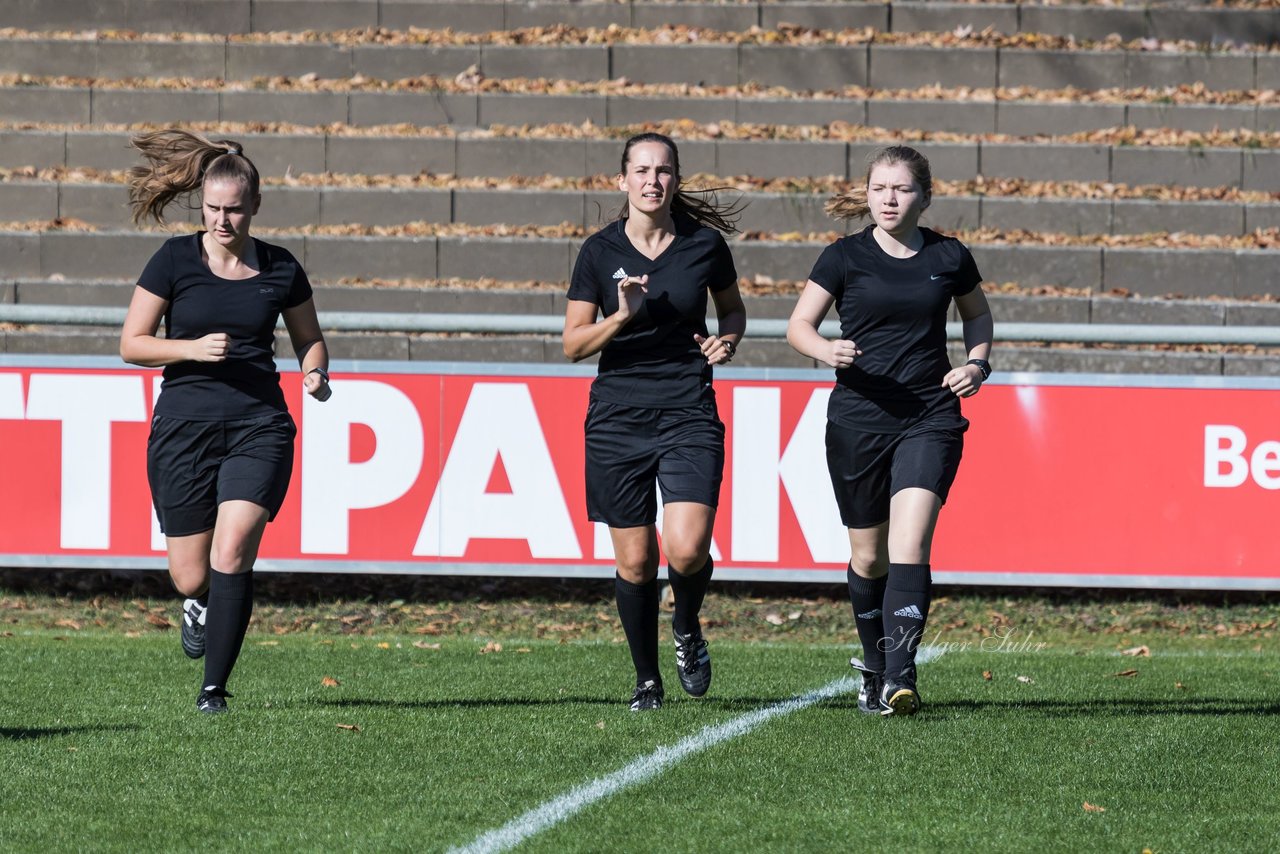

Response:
(787, 145), (993, 717)
(563, 132), (747, 711)
(120, 129), (331, 714)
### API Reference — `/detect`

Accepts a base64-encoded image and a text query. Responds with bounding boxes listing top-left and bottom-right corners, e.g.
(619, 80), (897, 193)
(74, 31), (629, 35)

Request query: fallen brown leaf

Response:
(144, 614), (172, 629)
(1083, 802), (1107, 813)
(982, 670), (993, 681)
(336, 723), (361, 732)
(321, 676), (341, 687)
(54, 618), (82, 630)
(479, 641), (503, 654)
(1120, 645), (1151, 657)
(1175, 681), (1187, 690)
(1113, 669), (1140, 677)
(412, 641), (441, 650)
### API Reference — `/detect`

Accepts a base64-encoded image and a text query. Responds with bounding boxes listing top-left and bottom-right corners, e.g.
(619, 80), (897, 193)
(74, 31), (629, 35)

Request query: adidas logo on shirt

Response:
(612, 267), (628, 280)
(893, 604), (925, 620)
(856, 609), (882, 620)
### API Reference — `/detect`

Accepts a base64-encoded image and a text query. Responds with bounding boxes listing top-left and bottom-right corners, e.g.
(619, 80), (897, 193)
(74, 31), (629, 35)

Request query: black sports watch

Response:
(966, 358), (992, 380)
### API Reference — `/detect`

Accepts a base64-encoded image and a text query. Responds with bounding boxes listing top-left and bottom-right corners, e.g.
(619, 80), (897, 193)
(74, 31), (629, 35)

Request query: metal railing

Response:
(2, 305), (1279, 346)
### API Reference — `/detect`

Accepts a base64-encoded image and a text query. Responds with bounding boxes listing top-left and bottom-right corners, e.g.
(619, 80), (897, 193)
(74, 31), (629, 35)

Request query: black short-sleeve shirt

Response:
(138, 232), (314, 420)
(567, 215), (738, 408)
(808, 225), (981, 432)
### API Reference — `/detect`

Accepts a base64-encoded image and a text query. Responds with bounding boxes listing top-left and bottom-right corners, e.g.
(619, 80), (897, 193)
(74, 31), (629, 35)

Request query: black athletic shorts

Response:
(825, 418), (965, 529)
(147, 411), (297, 537)
(584, 397), (725, 528)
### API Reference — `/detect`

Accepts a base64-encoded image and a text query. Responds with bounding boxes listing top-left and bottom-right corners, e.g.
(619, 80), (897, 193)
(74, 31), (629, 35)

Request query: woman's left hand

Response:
(694, 334), (735, 365)
(942, 364), (983, 398)
(304, 368), (332, 402)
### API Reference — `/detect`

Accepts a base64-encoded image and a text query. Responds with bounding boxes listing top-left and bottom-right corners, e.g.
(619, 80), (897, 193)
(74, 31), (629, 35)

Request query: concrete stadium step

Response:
(4, 176), (1278, 237)
(1, 78), (1275, 135)
(0, 227), (1273, 298)
(3, 127), (1278, 191)
(4, 0), (1277, 45)
(4, 280), (1279, 375)
(1, 33), (1276, 93)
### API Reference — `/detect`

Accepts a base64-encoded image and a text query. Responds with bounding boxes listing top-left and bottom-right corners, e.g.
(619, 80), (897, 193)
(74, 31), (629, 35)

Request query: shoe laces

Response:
(674, 632), (708, 673)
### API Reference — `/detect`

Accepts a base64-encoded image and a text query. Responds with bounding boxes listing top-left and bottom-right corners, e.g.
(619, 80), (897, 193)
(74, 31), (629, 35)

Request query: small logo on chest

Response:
(929, 274), (944, 281)
(612, 267), (628, 280)
(259, 287), (276, 295)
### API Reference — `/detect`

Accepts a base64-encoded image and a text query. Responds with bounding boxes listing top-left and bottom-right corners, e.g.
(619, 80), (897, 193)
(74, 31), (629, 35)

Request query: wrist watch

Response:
(966, 358), (991, 380)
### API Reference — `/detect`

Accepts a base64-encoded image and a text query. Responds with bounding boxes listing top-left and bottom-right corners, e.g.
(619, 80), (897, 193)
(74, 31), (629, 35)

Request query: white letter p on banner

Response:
(301, 380), (424, 554)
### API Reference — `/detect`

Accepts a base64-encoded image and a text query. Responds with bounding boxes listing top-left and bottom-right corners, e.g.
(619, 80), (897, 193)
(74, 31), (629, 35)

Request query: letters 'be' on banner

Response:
(1, 357), (1277, 590)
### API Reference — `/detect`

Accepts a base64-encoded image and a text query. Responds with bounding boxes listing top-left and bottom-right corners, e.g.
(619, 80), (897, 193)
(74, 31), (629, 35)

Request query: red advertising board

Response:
(1, 357), (1277, 589)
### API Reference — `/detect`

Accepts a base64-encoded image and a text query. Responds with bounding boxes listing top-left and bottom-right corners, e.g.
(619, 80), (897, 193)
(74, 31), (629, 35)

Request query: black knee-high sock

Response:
(615, 575), (661, 686)
(881, 563), (932, 682)
(669, 556), (713, 637)
(847, 566), (888, 674)
(202, 568), (254, 692)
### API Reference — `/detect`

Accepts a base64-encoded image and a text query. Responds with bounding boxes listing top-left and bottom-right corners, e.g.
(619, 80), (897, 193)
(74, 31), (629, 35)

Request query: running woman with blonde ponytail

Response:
(120, 129), (331, 714)
(787, 145), (993, 717)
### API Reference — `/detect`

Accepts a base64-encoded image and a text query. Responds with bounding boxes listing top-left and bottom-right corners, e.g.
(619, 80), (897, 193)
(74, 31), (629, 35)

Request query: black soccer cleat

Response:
(629, 679), (664, 712)
(673, 628), (712, 697)
(849, 657), (885, 715)
(181, 597), (207, 659)
(196, 686), (231, 715)
(880, 678), (921, 718)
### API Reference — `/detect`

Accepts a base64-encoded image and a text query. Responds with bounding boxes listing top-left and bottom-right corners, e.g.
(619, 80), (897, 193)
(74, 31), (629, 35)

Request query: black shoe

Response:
(629, 679), (664, 711)
(673, 628), (712, 697)
(181, 597), (206, 660)
(880, 678), (921, 718)
(849, 657), (885, 715)
(196, 686), (231, 714)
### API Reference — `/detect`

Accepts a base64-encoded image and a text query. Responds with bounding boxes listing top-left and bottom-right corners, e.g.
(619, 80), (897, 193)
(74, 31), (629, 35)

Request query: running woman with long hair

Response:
(563, 132), (747, 711)
(787, 145), (993, 717)
(120, 129), (331, 714)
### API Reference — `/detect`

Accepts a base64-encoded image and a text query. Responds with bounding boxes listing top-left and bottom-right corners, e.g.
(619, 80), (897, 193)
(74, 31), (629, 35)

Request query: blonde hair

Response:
(127, 129), (260, 225)
(616, 132), (743, 234)
(825, 145), (932, 222)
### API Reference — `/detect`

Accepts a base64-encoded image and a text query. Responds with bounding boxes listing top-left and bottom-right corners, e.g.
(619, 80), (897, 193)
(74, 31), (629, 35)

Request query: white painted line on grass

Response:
(450, 646), (946, 854)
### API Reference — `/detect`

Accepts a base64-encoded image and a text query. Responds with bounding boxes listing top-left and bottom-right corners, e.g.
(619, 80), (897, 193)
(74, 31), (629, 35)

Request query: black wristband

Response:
(308, 367), (330, 383)
(966, 358), (991, 380)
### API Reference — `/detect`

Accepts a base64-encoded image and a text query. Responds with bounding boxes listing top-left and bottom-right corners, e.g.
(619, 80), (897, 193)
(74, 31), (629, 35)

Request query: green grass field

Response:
(2, 625), (1278, 853)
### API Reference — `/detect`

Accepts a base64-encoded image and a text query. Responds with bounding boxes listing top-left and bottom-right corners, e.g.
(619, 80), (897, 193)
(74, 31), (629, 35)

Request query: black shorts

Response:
(147, 412), (297, 537)
(825, 419), (965, 529)
(584, 398), (725, 528)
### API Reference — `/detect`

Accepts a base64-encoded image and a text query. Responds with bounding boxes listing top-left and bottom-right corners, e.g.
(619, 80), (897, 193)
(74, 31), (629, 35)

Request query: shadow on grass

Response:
(310, 695), (801, 712)
(1, 724), (139, 741)
(822, 697), (1280, 718)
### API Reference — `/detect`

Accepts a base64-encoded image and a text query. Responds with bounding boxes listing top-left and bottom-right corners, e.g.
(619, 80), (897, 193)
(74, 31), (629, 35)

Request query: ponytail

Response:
(127, 129), (259, 225)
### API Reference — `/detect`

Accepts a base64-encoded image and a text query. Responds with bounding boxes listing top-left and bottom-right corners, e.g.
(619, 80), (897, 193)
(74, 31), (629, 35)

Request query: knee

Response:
(615, 545), (658, 583)
(848, 548), (884, 578)
(168, 566), (208, 598)
(209, 541), (253, 574)
(666, 543), (709, 576)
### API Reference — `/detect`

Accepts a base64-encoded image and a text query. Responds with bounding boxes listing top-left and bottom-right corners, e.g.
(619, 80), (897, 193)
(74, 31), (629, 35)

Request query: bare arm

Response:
(941, 285), (994, 398)
(785, 280), (861, 368)
(283, 297), (331, 400)
(696, 282), (747, 365)
(119, 285), (228, 367)
(561, 274), (649, 362)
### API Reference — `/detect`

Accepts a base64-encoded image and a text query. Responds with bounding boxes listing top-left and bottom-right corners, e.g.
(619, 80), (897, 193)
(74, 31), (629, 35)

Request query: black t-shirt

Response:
(567, 215), (738, 408)
(808, 225), (981, 433)
(138, 232), (314, 420)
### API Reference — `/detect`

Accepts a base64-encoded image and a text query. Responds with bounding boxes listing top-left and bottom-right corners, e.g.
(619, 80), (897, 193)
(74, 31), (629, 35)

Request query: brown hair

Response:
(127, 129), (260, 225)
(825, 145), (932, 222)
(616, 132), (743, 235)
